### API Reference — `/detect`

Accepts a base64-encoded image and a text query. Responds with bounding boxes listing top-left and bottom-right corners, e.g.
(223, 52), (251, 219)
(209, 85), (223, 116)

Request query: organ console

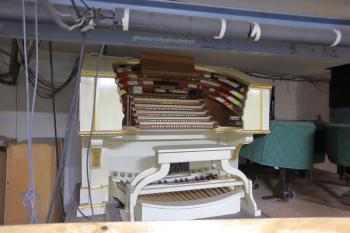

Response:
(78, 53), (271, 221)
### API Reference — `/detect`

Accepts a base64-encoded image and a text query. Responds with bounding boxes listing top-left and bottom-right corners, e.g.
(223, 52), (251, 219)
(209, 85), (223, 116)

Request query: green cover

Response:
(313, 120), (327, 164)
(240, 121), (317, 170)
(326, 123), (350, 167)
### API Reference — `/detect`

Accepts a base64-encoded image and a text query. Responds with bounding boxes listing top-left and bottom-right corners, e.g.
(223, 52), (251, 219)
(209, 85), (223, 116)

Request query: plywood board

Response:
(3, 144), (59, 224)
(0, 218), (350, 233)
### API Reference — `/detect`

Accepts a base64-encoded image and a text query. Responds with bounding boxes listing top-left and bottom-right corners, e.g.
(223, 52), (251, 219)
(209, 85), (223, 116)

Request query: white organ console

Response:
(78, 53), (271, 221)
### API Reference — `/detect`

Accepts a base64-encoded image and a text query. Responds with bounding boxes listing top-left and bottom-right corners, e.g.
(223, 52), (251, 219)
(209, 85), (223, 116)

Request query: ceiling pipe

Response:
(113, 9), (251, 40)
(1, 1), (350, 47)
(113, 9), (350, 47)
(250, 23), (350, 47)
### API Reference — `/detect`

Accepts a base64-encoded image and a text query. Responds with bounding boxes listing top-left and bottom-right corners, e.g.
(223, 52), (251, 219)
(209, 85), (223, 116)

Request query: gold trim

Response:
(79, 129), (142, 136)
(80, 185), (109, 190)
(232, 144), (243, 161)
(91, 148), (102, 169)
(233, 129), (271, 134)
(79, 128), (271, 136)
(250, 84), (273, 89)
(80, 71), (115, 78)
(78, 203), (107, 210)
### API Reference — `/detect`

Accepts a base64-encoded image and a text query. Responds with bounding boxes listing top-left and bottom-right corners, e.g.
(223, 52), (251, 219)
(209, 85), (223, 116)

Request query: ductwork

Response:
(251, 23), (350, 47)
(113, 9), (251, 40)
(113, 9), (350, 47)
(1, 1), (350, 47)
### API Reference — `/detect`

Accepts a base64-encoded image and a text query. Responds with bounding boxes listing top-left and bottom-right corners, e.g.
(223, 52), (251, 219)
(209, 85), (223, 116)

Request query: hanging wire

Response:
(79, 0), (92, 10)
(85, 26), (113, 217)
(245, 71), (330, 83)
(21, 0), (38, 224)
(48, 41), (66, 219)
(46, 36), (86, 223)
(15, 39), (79, 99)
(245, 71), (330, 93)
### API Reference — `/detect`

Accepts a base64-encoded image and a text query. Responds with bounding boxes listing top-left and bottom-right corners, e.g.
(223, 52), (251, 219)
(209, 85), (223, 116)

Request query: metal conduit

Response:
(1, 1), (350, 47)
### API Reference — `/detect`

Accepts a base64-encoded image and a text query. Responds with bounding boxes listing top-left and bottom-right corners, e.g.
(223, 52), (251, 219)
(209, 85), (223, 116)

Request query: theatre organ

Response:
(78, 54), (271, 221)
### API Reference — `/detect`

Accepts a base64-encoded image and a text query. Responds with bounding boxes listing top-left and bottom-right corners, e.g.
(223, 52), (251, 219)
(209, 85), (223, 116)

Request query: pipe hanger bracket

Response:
(122, 8), (130, 31)
(331, 29), (342, 47)
(214, 19), (227, 40)
(250, 22), (261, 42)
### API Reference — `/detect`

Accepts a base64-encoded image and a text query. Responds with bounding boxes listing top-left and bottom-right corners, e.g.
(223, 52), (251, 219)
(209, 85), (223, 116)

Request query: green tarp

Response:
(326, 124), (350, 167)
(240, 121), (325, 170)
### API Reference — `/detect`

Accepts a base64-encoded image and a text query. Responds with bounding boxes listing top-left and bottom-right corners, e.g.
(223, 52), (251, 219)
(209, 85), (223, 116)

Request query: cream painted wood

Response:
(78, 55), (270, 217)
(138, 179), (243, 195)
(242, 88), (262, 130)
(79, 187), (108, 205)
(129, 164), (171, 221)
(77, 204), (106, 217)
(154, 145), (235, 165)
(79, 138), (221, 213)
(109, 176), (126, 204)
(130, 167), (159, 187)
(220, 159), (261, 216)
(134, 191), (242, 221)
(80, 76), (124, 131)
(79, 77), (94, 131)
(94, 78), (124, 131)
(81, 146), (110, 187)
(261, 88), (271, 130)
(123, 144), (260, 221)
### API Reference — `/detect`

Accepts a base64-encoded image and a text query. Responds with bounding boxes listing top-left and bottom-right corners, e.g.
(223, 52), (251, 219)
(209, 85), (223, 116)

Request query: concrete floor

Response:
(68, 169), (350, 222)
(253, 169), (350, 217)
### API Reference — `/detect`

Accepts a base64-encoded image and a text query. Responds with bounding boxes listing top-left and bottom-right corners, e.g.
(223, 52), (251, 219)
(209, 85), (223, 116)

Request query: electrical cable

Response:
(40, 0), (86, 32)
(246, 71), (330, 93)
(49, 41), (59, 173)
(71, 185), (91, 220)
(15, 39), (79, 98)
(79, 0), (92, 11)
(71, 0), (83, 18)
(85, 26), (113, 216)
(49, 41), (66, 219)
(246, 71), (329, 83)
(46, 35), (86, 223)
(0, 48), (10, 56)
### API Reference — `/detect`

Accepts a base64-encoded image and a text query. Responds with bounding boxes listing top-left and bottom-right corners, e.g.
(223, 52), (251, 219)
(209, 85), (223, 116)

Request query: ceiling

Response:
(2, 0), (350, 80)
(180, 0), (350, 20)
(46, 41), (350, 80)
(1, 37), (349, 80)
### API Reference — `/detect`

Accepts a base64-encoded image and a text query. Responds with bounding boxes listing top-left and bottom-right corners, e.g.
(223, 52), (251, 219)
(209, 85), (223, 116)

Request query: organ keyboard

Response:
(78, 53), (271, 220)
(132, 97), (216, 129)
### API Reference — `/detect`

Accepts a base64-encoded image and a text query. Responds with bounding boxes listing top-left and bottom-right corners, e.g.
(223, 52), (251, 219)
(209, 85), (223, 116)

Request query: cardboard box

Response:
(0, 143), (63, 224)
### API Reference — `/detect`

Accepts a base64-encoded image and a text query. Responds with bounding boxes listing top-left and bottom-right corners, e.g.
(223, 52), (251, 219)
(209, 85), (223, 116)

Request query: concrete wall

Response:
(0, 45), (82, 212)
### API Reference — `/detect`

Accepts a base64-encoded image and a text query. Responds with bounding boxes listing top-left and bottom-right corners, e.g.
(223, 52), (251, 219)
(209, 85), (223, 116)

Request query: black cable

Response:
(246, 71), (329, 83)
(71, 0), (83, 18)
(49, 41), (58, 169)
(71, 185), (91, 220)
(46, 36), (86, 223)
(16, 39), (79, 98)
(49, 41), (66, 220)
(0, 48), (11, 56)
(79, 0), (92, 11)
